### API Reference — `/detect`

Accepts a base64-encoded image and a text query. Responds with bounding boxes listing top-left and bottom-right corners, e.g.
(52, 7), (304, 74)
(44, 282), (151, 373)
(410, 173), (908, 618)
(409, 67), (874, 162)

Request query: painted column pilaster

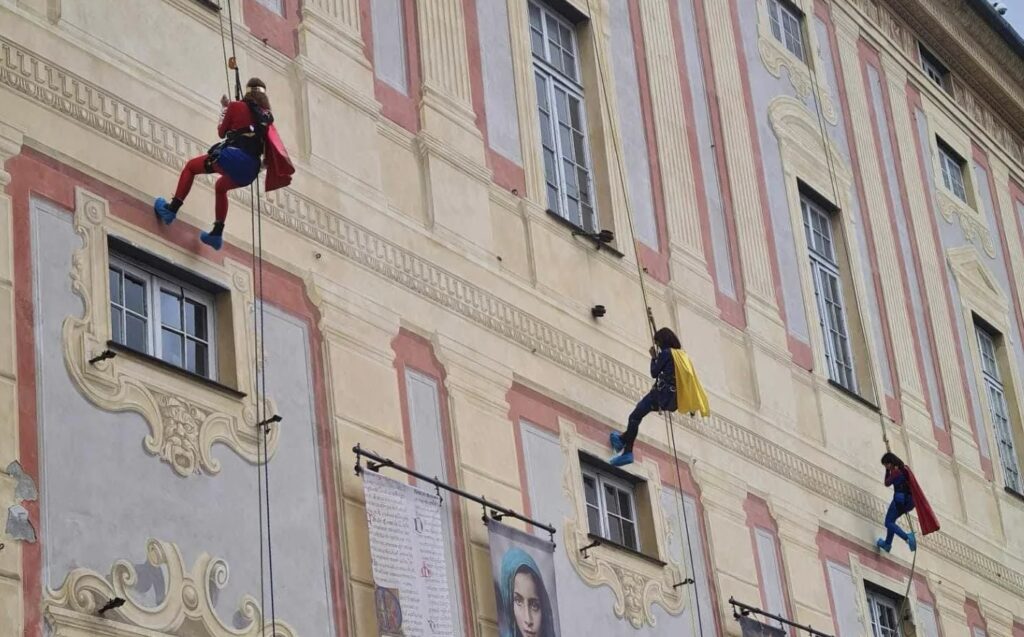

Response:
(298, 0), (370, 78)
(882, 49), (975, 447)
(637, 0), (714, 299)
(832, 12), (926, 408)
(933, 582), (970, 636)
(774, 506), (834, 631)
(983, 601), (1015, 637)
(700, 0), (786, 347)
(0, 122), (23, 637)
(694, 467), (761, 605)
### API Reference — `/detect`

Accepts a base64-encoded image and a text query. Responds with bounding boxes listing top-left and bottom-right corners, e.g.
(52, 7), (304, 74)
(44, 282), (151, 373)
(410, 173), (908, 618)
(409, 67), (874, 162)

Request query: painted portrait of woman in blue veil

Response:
(498, 548), (557, 637)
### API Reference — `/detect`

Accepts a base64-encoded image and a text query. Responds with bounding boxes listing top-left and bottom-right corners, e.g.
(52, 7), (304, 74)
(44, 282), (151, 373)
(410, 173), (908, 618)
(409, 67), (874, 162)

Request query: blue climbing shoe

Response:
(609, 451), (634, 467)
(610, 431), (624, 452)
(153, 197), (177, 225)
(199, 231), (223, 251)
(907, 532), (917, 552)
(875, 538), (891, 553)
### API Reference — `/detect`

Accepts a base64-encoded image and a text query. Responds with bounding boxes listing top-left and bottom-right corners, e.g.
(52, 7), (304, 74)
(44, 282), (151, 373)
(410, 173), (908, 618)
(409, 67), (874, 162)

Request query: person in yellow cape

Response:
(609, 327), (709, 467)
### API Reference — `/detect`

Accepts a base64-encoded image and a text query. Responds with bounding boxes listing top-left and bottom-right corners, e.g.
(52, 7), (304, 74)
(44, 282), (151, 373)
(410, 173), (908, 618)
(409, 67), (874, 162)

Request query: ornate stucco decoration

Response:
(755, 0), (838, 125)
(44, 538), (295, 637)
(62, 187), (279, 477)
(559, 420), (687, 627)
(935, 190), (996, 258)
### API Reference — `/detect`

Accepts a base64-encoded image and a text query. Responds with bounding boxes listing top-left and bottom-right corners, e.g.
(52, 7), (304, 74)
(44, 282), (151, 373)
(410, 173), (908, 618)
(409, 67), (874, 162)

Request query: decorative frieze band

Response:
(4, 33), (1024, 600)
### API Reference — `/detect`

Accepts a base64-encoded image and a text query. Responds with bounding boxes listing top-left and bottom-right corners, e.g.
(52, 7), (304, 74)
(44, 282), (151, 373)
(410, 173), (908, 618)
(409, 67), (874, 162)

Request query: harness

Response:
(206, 99), (274, 170)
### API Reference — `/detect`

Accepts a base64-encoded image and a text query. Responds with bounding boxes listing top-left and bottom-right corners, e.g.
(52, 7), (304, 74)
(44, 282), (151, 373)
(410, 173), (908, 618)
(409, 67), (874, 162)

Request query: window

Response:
(767, 0), (805, 61)
(918, 44), (950, 92)
(582, 465), (639, 551)
(802, 196), (856, 391)
(530, 1), (598, 231)
(975, 324), (1023, 493)
(937, 139), (968, 203)
(109, 256), (215, 379)
(254, 0), (284, 15)
(866, 588), (902, 637)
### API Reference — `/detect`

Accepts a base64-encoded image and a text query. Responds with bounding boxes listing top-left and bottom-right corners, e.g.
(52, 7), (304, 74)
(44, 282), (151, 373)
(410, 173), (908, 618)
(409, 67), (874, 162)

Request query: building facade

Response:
(2, 0), (1024, 635)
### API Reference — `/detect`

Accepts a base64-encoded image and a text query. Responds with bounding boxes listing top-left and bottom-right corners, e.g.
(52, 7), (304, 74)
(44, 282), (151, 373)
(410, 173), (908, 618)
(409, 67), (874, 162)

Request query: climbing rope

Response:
(586, 4), (705, 635)
(216, 2), (277, 634)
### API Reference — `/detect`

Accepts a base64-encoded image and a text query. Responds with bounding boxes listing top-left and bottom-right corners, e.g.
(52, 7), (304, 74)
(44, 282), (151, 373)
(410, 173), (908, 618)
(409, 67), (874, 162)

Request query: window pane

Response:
(162, 329), (184, 367)
(604, 484), (621, 516)
(586, 504), (602, 535)
(621, 520), (637, 550)
(583, 475), (598, 506)
(185, 300), (207, 340)
(161, 289), (182, 330)
(617, 491), (633, 521)
(529, 3), (542, 30)
(125, 314), (147, 352)
(187, 339), (209, 377)
(607, 514), (623, 544)
(111, 308), (124, 345)
(109, 268), (122, 305)
(124, 275), (147, 315)
(547, 185), (560, 213)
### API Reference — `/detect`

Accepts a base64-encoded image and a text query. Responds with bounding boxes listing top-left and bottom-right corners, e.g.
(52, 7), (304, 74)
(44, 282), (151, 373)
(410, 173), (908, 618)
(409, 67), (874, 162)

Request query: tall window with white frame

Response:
(866, 587), (902, 637)
(582, 464), (639, 551)
(937, 138), (968, 203)
(767, 0), (805, 61)
(975, 323), (1023, 494)
(802, 196), (856, 391)
(109, 256), (216, 379)
(918, 43), (950, 92)
(529, 1), (598, 231)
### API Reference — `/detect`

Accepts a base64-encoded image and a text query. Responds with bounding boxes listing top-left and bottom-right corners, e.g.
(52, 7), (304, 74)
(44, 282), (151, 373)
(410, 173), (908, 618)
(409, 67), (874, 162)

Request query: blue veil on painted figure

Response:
(498, 547), (556, 637)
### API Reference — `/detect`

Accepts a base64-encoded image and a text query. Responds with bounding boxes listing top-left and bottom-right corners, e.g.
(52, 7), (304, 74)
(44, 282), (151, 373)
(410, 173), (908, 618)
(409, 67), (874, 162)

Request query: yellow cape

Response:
(671, 349), (710, 417)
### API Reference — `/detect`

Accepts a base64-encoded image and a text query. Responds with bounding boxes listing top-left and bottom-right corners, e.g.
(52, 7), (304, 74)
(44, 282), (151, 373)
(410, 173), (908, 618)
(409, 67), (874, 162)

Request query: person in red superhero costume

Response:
(876, 452), (940, 553)
(154, 77), (294, 250)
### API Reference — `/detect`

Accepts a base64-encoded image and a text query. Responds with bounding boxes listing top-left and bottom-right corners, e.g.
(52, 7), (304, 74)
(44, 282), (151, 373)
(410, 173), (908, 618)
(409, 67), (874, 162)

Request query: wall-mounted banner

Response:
(362, 470), (454, 637)
(737, 616), (787, 637)
(487, 520), (561, 637)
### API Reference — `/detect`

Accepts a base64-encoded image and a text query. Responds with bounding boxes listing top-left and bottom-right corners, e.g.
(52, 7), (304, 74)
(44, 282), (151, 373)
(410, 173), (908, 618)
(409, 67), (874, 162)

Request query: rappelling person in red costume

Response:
(876, 452), (940, 553)
(154, 77), (294, 250)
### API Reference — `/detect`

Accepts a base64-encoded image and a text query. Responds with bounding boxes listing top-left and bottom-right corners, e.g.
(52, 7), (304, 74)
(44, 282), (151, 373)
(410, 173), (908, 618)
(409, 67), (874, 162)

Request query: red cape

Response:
(905, 467), (940, 535)
(263, 124), (294, 192)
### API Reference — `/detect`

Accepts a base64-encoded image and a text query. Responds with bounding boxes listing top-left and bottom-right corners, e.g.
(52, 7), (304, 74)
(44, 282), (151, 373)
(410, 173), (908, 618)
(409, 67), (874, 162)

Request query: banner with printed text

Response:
(487, 520), (561, 637)
(362, 470), (454, 637)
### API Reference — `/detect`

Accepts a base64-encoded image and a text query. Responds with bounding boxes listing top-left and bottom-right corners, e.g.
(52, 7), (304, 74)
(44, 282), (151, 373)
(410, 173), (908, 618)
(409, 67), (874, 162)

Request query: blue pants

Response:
(622, 391), (675, 452)
(884, 493), (914, 545)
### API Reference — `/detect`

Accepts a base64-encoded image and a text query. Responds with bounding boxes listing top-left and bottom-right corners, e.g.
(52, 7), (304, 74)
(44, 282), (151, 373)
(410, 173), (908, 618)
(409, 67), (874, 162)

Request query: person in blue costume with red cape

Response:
(154, 77), (294, 250)
(498, 547), (556, 637)
(609, 327), (709, 467)
(876, 451), (940, 552)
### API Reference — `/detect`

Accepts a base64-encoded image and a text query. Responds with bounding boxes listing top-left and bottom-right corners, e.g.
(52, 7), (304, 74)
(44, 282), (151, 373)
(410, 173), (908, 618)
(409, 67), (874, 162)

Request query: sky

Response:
(1003, 3), (1024, 37)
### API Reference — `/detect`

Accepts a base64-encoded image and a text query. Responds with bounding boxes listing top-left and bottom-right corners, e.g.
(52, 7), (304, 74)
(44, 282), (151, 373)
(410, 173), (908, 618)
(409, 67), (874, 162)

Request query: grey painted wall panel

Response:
(609, 0), (659, 249)
(477, 0), (524, 164)
(738, 7), (810, 343)
(31, 200), (334, 636)
(406, 369), (466, 637)
(826, 561), (860, 637)
(678, 0), (735, 298)
(917, 601), (941, 637)
(866, 66), (944, 429)
(372, 0), (409, 94)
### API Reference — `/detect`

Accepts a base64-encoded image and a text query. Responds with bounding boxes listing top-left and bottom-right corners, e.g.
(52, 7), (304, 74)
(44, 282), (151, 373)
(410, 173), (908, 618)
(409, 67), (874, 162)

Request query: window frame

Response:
(801, 196), (857, 392)
(766, 0), (806, 62)
(529, 0), (599, 232)
(975, 323), (1023, 494)
(918, 43), (950, 92)
(581, 464), (641, 552)
(109, 254), (218, 381)
(866, 588), (902, 637)
(937, 139), (968, 203)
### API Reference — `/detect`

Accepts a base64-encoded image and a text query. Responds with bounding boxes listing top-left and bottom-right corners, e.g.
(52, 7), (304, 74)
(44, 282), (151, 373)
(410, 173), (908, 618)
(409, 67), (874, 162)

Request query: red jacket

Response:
(218, 100), (294, 192)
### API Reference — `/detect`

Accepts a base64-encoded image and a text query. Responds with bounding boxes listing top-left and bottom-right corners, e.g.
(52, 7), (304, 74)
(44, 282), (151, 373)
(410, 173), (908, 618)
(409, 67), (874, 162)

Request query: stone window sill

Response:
(107, 340), (246, 400)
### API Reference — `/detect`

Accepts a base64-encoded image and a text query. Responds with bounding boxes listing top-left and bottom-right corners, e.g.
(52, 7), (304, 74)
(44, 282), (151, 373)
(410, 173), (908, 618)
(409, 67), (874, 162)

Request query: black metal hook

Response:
(257, 414), (282, 431)
(579, 539), (600, 559)
(88, 349), (117, 366)
(673, 578), (695, 589)
(97, 597), (126, 616)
